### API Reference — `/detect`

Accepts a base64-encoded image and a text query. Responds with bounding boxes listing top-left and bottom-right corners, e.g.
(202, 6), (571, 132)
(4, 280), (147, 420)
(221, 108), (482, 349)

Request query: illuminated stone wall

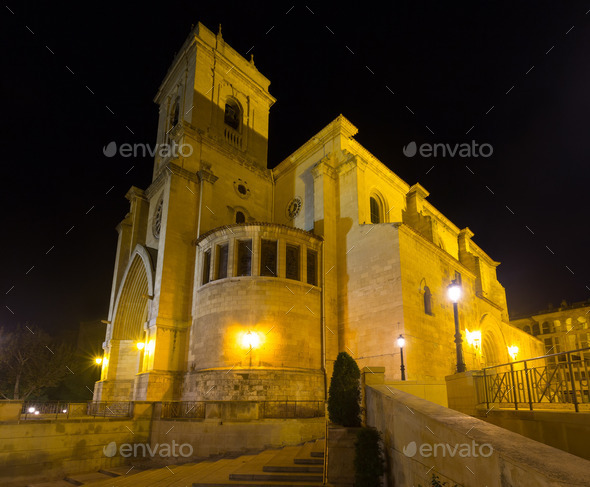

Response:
(183, 223), (324, 401)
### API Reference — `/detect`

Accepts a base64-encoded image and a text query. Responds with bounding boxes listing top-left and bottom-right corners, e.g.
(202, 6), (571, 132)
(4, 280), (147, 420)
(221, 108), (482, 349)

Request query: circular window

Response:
(153, 198), (163, 238)
(286, 196), (302, 220)
(233, 179), (251, 199)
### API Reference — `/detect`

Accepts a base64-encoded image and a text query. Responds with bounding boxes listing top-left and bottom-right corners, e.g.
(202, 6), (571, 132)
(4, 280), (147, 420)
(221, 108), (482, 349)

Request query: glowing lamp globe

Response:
(136, 342), (145, 351)
(242, 331), (260, 349)
(95, 357), (103, 365)
(447, 282), (462, 303)
(397, 334), (405, 348)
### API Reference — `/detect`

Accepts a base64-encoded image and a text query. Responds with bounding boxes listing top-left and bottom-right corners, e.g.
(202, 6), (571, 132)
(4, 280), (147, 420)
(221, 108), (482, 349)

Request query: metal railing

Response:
(261, 400), (324, 419)
(160, 400), (325, 419)
(21, 401), (133, 419)
(161, 401), (205, 419)
(482, 347), (590, 412)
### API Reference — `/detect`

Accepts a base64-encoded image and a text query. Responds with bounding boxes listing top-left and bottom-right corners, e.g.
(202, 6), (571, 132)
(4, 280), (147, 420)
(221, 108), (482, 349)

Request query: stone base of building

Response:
(181, 367), (326, 401)
(133, 370), (183, 401)
(93, 379), (134, 402)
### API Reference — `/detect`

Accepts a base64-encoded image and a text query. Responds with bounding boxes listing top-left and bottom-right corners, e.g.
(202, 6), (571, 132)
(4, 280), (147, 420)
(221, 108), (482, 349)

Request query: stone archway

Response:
(480, 314), (509, 367)
(96, 246), (154, 401)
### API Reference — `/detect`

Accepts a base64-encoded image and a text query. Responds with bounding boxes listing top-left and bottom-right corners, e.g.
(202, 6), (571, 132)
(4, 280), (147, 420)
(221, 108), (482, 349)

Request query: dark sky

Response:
(1, 1), (589, 334)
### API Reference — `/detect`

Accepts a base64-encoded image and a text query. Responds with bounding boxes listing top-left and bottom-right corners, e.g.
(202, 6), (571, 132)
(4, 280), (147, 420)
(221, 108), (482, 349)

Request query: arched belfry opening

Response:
(95, 247), (154, 401)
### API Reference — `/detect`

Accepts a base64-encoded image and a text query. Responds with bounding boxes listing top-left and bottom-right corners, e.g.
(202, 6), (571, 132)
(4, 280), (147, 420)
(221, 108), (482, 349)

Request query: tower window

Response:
(236, 239), (252, 276)
(260, 240), (277, 277)
(171, 96), (180, 128)
(532, 323), (540, 336)
(202, 250), (211, 285)
(236, 211), (246, 224)
(423, 286), (433, 315)
(307, 249), (318, 286)
(286, 244), (300, 281)
(370, 196), (381, 224)
(224, 99), (241, 130)
(216, 244), (229, 280)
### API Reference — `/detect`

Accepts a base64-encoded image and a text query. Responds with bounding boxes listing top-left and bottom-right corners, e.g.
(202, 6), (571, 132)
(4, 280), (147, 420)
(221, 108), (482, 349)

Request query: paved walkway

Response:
(28, 439), (326, 487)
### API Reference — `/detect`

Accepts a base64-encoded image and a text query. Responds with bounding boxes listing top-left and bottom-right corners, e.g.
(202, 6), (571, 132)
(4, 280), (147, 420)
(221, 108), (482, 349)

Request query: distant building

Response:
(93, 22), (542, 403)
(511, 301), (590, 364)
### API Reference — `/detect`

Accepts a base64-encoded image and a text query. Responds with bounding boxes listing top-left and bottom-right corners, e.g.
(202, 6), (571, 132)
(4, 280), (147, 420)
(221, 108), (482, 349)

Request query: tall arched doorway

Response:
(96, 246), (154, 401)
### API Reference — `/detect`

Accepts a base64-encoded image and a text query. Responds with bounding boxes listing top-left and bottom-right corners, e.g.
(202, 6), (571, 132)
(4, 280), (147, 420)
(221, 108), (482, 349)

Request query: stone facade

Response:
(94, 21), (543, 403)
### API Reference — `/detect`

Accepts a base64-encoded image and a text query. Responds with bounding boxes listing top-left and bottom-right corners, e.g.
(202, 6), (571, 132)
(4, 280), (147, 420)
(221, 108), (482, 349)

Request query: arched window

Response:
(224, 98), (241, 130)
(423, 286), (433, 315)
(370, 196), (381, 224)
(542, 321), (553, 334)
(236, 211), (246, 224)
(532, 323), (540, 336)
(523, 325), (531, 335)
(170, 96), (180, 127)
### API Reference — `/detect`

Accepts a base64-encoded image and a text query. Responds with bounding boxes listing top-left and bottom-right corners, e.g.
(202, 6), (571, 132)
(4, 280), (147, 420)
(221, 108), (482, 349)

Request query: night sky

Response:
(1, 1), (589, 335)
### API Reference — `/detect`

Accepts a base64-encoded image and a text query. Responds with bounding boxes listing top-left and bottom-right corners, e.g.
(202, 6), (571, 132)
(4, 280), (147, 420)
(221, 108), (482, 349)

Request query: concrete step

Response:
(310, 439), (325, 458)
(263, 445), (323, 473)
(229, 473), (323, 482)
(63, 472), (114, 485)
(293, 442), (323, 465)
(27, 482), (75, 487)
(97, 465), (141, 477)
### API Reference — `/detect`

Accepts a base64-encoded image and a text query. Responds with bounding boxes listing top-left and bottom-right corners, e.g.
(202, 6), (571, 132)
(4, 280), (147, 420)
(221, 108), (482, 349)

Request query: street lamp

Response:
(397, 334), (406, 381)
(447, 280), (466, 373)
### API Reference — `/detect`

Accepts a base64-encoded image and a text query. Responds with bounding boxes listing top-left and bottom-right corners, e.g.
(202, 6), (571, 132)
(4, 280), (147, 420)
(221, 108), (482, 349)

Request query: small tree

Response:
(0, 324), (75, 400)
(354, 427), (384, 487)
(328, 351), (361, 427)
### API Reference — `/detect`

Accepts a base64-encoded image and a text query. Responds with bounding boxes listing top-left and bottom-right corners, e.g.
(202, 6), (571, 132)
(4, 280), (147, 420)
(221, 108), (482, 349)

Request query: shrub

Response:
(354, 427), (384, 487)
(328, 351), (362, 427)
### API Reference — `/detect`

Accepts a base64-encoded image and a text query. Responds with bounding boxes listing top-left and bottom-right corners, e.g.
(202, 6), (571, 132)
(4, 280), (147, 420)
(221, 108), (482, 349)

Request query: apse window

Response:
(370, 196), (382, 224)
(202, 249), (211, 285)
(216, 244), (229, 280)
(224, 99), (241, 131)
(423, 286), (433, 315)
(260, 239), (277, 277)
(236, 239), (252, 276)
(286, 244), (300, 281)
(307, 249), (318, 286)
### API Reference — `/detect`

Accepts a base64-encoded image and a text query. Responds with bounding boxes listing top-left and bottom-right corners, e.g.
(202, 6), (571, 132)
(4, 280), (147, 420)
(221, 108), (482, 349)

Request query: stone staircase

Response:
(27, 439), (326, 487)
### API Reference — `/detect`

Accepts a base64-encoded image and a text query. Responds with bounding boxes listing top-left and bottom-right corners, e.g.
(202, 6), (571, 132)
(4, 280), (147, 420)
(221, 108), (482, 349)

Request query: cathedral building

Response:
(94, 22), (542, 403)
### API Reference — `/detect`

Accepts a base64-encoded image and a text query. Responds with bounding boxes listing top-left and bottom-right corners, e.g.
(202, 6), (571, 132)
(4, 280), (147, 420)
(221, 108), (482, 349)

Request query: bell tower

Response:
(95, 22), (277, 403)
(153, 22), (276, 179)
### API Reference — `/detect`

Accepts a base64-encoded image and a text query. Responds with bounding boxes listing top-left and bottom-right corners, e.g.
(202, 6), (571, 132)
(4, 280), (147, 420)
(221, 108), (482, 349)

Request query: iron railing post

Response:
(567, 352), (579, 413)
(510, 363), (518, 410)
(483, 368), (489, 410)
(523, 361), (533, 411)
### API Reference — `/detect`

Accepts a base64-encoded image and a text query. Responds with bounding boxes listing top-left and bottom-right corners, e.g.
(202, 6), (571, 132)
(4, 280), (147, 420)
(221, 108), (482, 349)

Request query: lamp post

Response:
(448, 280), (466, 373)
(397, 334), (406, 380)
